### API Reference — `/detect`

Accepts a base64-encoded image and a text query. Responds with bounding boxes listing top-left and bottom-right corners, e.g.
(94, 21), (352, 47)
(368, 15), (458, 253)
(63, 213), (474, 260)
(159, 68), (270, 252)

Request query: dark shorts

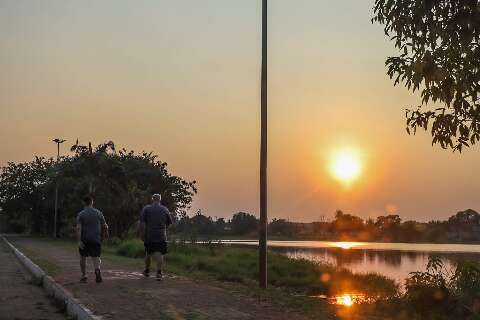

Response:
(79, 242), (101, 257)
(144, 241), (167, 255)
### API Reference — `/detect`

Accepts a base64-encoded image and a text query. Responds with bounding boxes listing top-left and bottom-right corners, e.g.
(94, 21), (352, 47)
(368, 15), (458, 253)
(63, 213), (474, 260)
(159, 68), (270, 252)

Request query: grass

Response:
(115, 239), (399, 299)
(15, 244), (63, 277)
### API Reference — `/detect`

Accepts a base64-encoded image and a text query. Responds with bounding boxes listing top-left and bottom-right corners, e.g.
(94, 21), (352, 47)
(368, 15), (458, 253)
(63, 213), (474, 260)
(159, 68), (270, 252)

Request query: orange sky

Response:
(1, 0), (479, 222)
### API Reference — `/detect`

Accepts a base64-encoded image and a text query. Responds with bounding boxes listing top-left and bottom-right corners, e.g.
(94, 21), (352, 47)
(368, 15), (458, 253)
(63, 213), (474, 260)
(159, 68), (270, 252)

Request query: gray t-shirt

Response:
(140, 203), (172, 243)
(76, 207), (106, 244)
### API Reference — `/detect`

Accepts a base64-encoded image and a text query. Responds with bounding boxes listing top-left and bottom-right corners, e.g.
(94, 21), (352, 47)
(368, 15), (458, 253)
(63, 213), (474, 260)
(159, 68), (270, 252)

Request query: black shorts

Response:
(144, 241), (167, 255)
(79, 242), (101, 257)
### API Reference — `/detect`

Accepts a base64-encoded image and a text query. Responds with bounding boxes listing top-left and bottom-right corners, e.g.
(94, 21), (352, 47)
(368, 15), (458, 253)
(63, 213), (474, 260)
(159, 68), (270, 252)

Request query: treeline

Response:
(174, 211), (259, 239)
(0, 141), (196, 238)
(2, 142), (479, 244)
(173, 209), (480, 243)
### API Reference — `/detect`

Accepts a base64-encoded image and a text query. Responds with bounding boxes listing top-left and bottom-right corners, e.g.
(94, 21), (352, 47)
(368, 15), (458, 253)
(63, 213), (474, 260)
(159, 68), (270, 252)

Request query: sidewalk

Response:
(8, 236), (316, 320)
(0, 240), (66, 320)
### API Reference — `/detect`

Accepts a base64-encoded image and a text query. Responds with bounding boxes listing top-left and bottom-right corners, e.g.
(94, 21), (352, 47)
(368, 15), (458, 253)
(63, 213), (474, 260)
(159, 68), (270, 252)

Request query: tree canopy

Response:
(0, 141), (197, 237)
(373, 0), (480, 151)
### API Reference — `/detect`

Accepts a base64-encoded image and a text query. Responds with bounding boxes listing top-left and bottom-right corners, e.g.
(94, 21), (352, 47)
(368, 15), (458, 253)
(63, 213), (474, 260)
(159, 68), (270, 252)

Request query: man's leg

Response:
(91, 257), (102, 283)
(145, 254), (151, 270)
(80, 256), (87, 282)
(153, 252), (164, 280)
(143, 242), (151, 277)
(91, 256), (101, 270)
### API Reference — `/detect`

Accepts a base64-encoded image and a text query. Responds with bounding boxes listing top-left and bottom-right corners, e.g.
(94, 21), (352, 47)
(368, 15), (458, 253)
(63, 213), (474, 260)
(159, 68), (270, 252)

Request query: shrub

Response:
(403, 256), (480, 320)
(116, 240), (144, 258)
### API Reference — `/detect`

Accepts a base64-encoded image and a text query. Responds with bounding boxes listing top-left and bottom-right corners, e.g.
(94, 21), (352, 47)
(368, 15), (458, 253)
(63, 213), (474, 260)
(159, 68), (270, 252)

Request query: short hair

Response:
(152, 194), (161, 202)
(83, 196), (93, 205)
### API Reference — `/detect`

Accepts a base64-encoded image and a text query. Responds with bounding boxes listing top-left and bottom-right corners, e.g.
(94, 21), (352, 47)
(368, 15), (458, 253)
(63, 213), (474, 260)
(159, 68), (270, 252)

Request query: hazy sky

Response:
(1, 0), (479, 222)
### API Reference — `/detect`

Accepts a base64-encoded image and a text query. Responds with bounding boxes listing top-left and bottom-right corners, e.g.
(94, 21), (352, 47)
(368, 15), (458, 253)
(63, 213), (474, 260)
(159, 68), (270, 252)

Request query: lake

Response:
(218, 240), (480, 284)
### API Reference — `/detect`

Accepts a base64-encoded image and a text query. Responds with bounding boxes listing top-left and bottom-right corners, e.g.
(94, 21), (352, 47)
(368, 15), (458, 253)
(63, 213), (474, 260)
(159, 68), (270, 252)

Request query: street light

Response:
(52, 138), (66, 238)
(259, 0), (268, 289)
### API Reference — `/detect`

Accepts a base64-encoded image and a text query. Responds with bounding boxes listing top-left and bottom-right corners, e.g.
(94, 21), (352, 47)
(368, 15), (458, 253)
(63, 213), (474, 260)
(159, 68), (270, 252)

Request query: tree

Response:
(373, 0), (480, 151)
(269, 218), (296, 237)
(0, 142), (197, 238)
(333, 210), (365, 235)
(189, 210), (216, 235)
(231, 212), (258, 235)
(448, 209), (480, 227)
(0, 157), (55, 233)
(375, 215), (402, 241)
(447, 209), (480, 240)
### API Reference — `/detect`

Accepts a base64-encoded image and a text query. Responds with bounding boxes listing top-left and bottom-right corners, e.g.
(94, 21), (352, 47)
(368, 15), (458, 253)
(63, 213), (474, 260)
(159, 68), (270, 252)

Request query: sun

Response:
(329, 147), (363, 184)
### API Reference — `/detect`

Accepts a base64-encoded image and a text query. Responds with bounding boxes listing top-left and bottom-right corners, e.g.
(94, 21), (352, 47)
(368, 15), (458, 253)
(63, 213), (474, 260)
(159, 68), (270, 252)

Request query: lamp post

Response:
(259, 0), (268, 289)
(52, 138), (66, 238)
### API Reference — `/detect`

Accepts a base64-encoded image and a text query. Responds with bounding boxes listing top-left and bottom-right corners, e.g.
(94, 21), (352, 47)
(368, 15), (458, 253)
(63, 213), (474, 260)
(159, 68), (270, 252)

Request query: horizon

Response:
(1, 0), (479, 222)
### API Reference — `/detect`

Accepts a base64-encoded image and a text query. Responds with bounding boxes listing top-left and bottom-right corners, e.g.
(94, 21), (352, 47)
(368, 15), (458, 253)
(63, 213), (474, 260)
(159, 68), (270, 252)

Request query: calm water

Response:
(219, 240), (480, 284)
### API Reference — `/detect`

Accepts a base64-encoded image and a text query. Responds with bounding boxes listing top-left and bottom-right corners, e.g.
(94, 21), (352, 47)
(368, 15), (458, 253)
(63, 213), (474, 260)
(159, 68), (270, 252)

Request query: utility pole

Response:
(52, 138), (66, 238)
(259, 0), (268, 289)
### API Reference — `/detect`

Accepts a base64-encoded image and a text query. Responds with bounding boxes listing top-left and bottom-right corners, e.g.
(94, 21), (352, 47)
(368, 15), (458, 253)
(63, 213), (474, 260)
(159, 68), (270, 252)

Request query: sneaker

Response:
(156, 271), (163, 281)
(80, 275), (88, 283)
(95, 269), (102, 283)
(142, 269), (150, 278)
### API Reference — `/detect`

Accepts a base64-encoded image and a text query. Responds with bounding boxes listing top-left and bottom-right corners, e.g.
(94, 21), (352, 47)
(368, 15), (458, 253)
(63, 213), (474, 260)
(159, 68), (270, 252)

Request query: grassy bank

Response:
(14, 244), (63, 277)
(115, 239), (398, 299)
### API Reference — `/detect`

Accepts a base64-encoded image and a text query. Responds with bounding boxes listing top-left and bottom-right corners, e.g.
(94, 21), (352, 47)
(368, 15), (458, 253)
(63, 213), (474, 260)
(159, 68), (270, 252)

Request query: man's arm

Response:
(139, 221), (145, 241)
(139, 207), (146, 241)
(98, 212), (109, 240)
(166, 211), (173, 227)
(76, 222), (84, 249)
(102, 222), (109, 240)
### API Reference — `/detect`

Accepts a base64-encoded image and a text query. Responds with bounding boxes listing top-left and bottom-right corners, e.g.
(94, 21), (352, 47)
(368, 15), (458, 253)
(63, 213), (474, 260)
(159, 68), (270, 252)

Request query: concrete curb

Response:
(0, 235), (101, 320)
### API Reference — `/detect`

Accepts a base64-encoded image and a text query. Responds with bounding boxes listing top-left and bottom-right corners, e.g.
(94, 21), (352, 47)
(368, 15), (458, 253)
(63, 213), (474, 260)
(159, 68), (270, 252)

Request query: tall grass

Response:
(115, 240), (398, 299)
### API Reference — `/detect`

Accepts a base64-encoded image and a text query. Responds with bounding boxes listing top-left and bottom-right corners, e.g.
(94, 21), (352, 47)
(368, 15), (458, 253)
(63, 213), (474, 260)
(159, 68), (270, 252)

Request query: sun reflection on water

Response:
(334, 242), (362, 250)
(333, 293), (367, 306)
(311, 293), (367, 306)
(336, 294), (354, 307)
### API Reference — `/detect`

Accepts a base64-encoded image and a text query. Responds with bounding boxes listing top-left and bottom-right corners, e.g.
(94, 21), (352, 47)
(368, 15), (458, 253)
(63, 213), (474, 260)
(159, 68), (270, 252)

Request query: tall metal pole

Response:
(52, 138), (66, 238)
(259, 0), (268, 289)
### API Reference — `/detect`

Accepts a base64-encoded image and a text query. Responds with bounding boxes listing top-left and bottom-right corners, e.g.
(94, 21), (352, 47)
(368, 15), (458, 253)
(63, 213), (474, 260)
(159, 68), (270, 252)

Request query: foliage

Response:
(270, 218), (298, 237)
(230, 212), (258, 235)
(333, 210), (365, 234)
(116, 239), (145, 258)
(173, 209), (480, 244)
(0, 157), (56, 233)
(372, 0), (480, 151)
(0, 141), (197, 238)
(402, 256), (480, 319)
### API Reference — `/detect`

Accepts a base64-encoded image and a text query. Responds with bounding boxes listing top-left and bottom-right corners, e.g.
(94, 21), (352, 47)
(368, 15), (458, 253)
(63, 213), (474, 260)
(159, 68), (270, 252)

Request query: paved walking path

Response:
(0, 241), (66, 320)
(7, 237), (332, 320)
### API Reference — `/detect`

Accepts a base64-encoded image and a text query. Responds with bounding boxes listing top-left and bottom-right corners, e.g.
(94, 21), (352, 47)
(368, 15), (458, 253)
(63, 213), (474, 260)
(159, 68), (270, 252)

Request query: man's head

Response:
(152, 193), (162, 203)
(83, 196), (94, 207)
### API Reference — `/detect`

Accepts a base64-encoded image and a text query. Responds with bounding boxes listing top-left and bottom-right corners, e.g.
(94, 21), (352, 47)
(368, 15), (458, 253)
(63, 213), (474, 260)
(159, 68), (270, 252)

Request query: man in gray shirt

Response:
(139, 193), (173, 280)
(76, 196), (109, 283)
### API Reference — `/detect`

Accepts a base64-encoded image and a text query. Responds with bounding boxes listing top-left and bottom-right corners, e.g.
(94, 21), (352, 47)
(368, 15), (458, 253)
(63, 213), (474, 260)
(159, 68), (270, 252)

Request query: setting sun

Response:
(329, 147), (363, 184)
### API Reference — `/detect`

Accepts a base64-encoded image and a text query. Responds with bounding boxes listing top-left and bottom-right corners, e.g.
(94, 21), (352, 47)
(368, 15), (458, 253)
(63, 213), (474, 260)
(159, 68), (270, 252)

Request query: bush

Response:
(105, 237), (122, 246)
(402, 256), (480, 320)
(116, 240), (144, 258)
